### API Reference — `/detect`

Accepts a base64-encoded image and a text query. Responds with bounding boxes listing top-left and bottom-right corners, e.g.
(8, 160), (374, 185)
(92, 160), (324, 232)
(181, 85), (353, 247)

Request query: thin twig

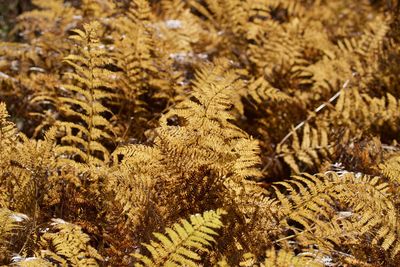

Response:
(0, 71), (17, 82)
(278, 79), (351, 147)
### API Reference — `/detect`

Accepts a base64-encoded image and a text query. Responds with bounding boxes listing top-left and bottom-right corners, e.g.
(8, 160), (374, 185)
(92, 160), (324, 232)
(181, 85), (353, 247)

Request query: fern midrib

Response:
(199, 80), (231, 131)
(86, 34), (95, 164)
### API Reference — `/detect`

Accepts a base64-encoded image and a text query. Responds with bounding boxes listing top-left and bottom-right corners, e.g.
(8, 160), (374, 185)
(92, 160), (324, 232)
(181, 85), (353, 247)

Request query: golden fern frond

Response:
(156, 0), (204, 54)
(235, 249), (322, 267)
(186, 0), (249, 54)
(247, 77), (290, 106)
(112, 144), (163, 171)
(39, 219), (103, 266)
(81, 0), (116, 18)
(162, 62), (244, 136)
(223, 179), (269, 209)
(238, 252), (257, 267)
(273, 172), (399, 257)
(6, 127), (58, 214)
(277, 123), (332, 173)
(0, 102), (18, 147)
(187, 0), (250, 44)
(273, 173), (337, 238)
(0, 208), (28, 261)
(126, 0), (154, 25)
(263, 248), (322, 267)
(113, 93), (260, 223)
(215, 256), (230, 267)
(159, 0), (187, 18)
(15, 0), (79, 42)
(112, 0), (183, 140)
(0, 102), (17, 165)
(159, 62), (262, 179)
(107, 157), (154, 227)
(186, 63), (235, 122)
(134, 209), (226, 267)
(26, 73), (61, 137)
(114, 0), (157, 98)
(246, 0), (306, 40)
(0, 104), (32, 211)
(248, 20), (304, 75)
(337, 15), (389, 59)
(56, 21), (116, 166)
(0, 125), (58, 215)
(17, 0), (68, 25)
(207, 181), (273, 260)
(266, 0), (306, 19)
(335, 87), (400, 133)
(220, 0), (249, 36)
(247, 0), (269, 20)
(136, 61), (264, 220)
(378, 153), (400, 257)
(11, 257), (55, 267)
(302, 55), (353, 102)
(380, 153), (400, 183)
(231, 138), (262, 180)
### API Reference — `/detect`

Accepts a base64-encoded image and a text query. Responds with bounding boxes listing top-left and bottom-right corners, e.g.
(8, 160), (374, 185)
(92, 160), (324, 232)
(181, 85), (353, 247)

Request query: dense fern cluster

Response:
(1, 0), (400, 266)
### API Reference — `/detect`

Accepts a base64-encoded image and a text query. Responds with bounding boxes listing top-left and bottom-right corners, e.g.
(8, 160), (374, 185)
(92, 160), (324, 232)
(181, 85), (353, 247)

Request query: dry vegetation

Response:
(1, 0), (400, 266)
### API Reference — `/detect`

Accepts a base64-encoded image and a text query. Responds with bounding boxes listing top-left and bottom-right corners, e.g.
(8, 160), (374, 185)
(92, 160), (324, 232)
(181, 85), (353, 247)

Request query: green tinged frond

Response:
(134, 209), (226, 266)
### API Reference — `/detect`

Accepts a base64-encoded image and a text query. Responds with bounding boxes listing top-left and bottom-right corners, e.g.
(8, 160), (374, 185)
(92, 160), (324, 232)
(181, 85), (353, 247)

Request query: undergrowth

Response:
(1, 0), (400, 266)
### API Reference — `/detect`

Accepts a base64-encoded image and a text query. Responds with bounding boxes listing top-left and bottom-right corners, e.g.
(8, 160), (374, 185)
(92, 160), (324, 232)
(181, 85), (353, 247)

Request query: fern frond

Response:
(247, 77), (290, 105)
(0, 208), (28, 261)
(277, 123), (332, 173)
(162, 62), (245, 137)
(238, 252), (257, 267)
(0, 127), (58, 214)
(108, 149), (155, 227)
(157, 0), (205, 54)
(248, 19), (304, 75)
(134, 209), (226, 266)
(337, 15), (389, 59)
(114, 0), (156, 99)
(56, 21), (116, 166)
(267, 0), (306, 18)
(236, 248), (323, 267)
(0, 102), (18, 147)
(263, 247), (322, 267)
(335, 87), (400, 133)
(39, 219), (103, 266)
(232, 138), (262, 180)
(15, 0), (79, 44)
(81, 0), (116, 18)
(186, 0), (250, 43)
(12, 256), (55, 267)
(273, 172), (399, 256)
(380, 153), (400, 184)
